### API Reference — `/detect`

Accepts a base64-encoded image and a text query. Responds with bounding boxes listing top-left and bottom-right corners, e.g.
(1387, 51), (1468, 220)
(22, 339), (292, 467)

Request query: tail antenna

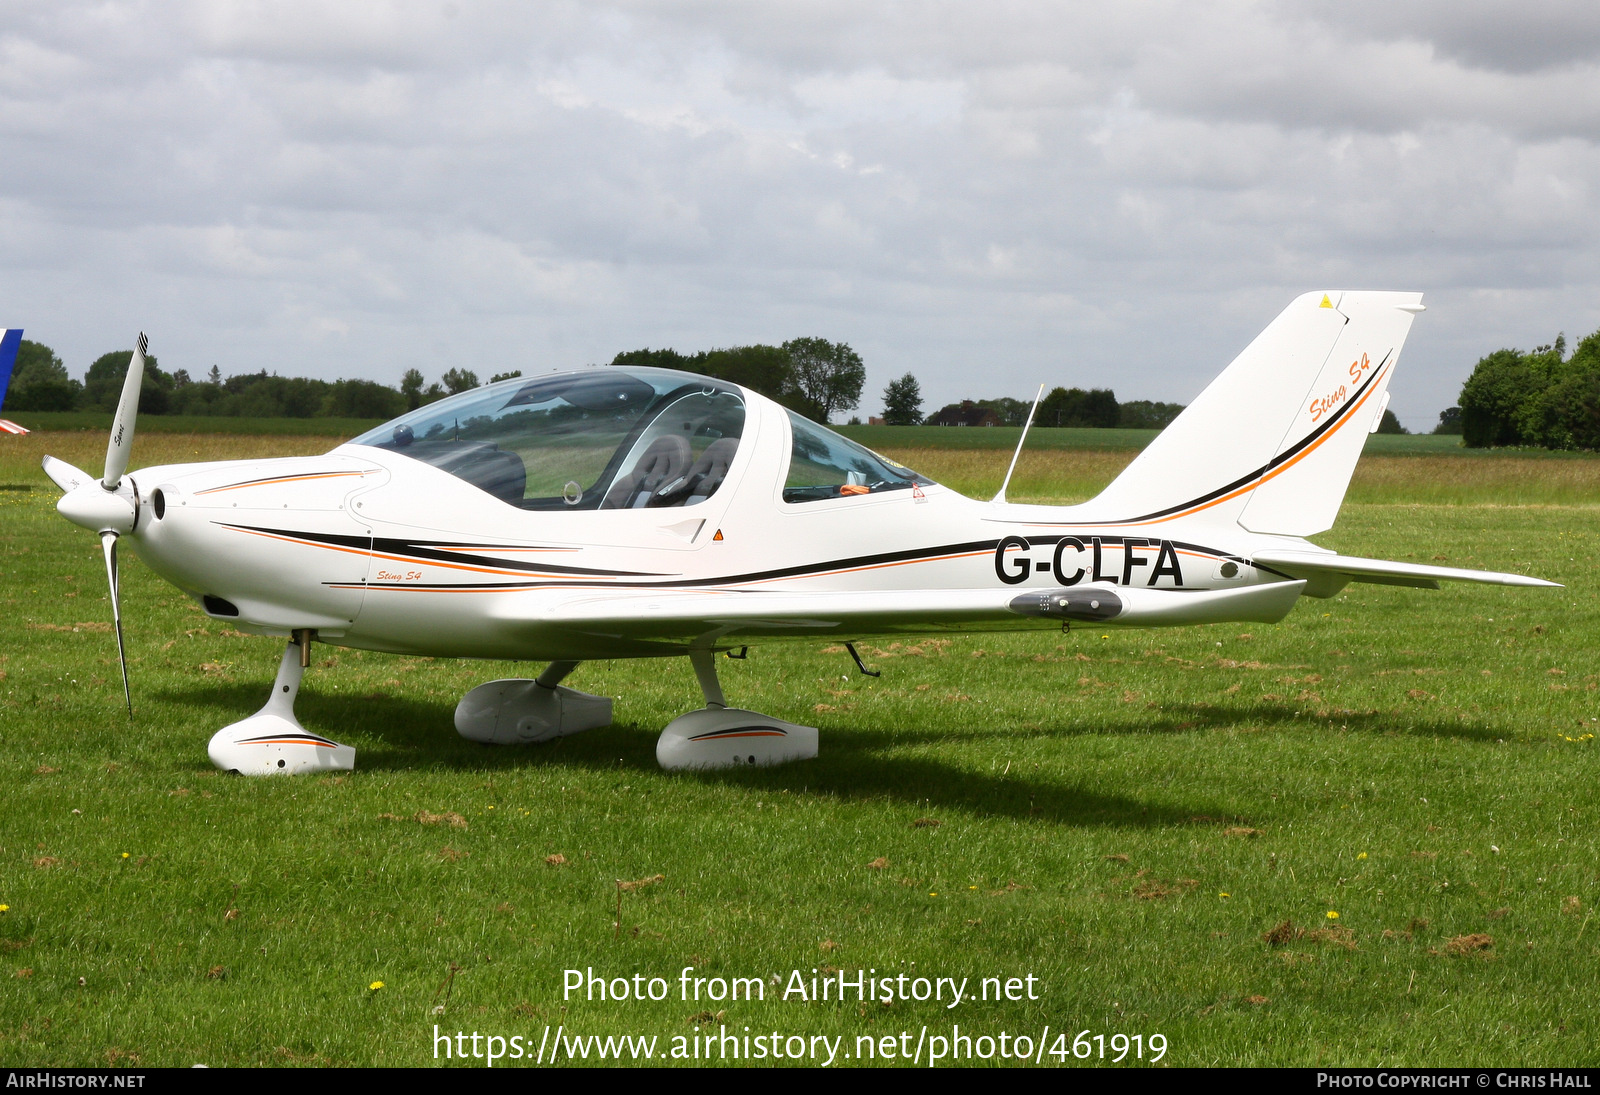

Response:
(993, 384), (1046, 504)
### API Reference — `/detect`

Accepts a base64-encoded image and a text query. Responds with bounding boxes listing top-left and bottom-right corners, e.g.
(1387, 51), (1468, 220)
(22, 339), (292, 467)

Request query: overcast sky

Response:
(3, 1), (1598, 429)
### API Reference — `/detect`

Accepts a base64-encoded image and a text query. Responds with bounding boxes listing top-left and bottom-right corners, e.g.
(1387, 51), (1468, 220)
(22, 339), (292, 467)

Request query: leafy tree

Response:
(490, 370), (523, 383)
(1433, 406), (1462, 434)
(1374, 408), (1406, 434)
(1459, 347), (1559, 447)
(784, 337), (865, 423)
(612, 348), (693, 371)
(881, 373), (923, 425)
(82, 349), (172, 415)
(12, 340), (67, 387)
(319, 378), (405, 420)
(3, 339), (80, 411)
(977, 396), (1030, 426)
(1511, 331), (1600, 450)
(400, 368), (426, 411)
(1039, 386), (1118, 428)
(1116, 400), (1185, 430)
(929, 401), (1003, 427)
(696, 345), (821, 417)
(441, 368), (479, 395)
(613, 341), (870, 421)
(170, 376), (226, 416)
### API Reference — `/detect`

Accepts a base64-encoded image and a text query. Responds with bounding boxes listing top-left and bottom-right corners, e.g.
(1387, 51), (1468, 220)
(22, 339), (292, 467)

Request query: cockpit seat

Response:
(655, 436), (738, 506)
(601, 434), (691, 509)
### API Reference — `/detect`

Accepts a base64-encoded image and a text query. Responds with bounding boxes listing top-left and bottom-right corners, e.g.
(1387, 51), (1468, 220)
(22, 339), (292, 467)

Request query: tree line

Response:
(2, 336), (867, 423)
(7, 333), (1425, 436)
(1451, 329), (1600, 449)
(879, 372), (1186, 430)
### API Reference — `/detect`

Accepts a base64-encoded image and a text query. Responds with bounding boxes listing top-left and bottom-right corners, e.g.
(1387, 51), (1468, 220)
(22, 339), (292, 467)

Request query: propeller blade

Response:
(41, 455), (92, 494)
(103, 332), (147, 491)
(100, 531), (132, 718)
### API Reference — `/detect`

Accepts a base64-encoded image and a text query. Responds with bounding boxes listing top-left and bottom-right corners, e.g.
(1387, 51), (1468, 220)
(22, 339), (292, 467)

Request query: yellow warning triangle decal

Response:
(712, 529), (724, 541)
(1319, 294), (1333, 308)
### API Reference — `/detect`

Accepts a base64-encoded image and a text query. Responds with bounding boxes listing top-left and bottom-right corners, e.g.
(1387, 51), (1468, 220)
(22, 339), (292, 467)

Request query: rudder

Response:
(1077, 291), (1421, 536)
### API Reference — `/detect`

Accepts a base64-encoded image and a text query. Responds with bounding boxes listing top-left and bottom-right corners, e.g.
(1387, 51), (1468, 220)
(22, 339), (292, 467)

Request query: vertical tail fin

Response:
(1079, 291), (1421, 536)
(0, 329), (21, 413)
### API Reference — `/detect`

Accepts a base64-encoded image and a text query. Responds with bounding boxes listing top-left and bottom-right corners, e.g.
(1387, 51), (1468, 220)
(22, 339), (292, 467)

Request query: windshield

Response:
(350, 368), (746, 510)
(783, 411), (934, 503)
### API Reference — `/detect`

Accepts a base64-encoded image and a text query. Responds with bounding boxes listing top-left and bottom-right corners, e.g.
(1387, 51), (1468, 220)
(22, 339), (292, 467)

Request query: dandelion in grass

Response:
(0, 905), (9, 913)
(120, 853), (129, 859)
(1219, 893), (1230, 899)
(1357, 852), (1367, 860)
(1326, 911), (1339, 920)
(369, 981), (385, 991)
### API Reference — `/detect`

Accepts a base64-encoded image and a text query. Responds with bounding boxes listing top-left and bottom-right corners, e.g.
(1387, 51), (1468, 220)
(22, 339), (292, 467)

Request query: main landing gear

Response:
(207, 633), (356, 775)
(453, 649), (817, 771)
(214, 645), (817, 775)
(454, 661), (614, 744)
(654, 649), (817, 770)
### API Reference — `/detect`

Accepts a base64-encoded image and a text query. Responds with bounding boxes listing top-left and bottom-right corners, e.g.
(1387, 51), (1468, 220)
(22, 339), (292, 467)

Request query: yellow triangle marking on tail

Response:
(1319, 294), (1333, 308)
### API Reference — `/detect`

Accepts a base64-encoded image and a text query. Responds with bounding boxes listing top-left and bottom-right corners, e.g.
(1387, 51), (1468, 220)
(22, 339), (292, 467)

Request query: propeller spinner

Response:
(43, 333), (147, 715)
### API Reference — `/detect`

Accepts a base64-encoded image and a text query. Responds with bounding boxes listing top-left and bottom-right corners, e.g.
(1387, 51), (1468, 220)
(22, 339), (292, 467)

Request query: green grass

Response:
(839, 424), (1472, 456)
(840, 424), (1161, 451)
(1, 432), (1598, 1067)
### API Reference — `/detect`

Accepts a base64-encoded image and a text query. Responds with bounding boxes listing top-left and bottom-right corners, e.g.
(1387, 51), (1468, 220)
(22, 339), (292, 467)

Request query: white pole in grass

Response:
(993, 384), (1046, 505)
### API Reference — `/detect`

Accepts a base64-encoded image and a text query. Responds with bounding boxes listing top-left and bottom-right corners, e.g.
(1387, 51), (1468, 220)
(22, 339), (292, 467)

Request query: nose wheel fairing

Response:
(207, 640), (355, 775)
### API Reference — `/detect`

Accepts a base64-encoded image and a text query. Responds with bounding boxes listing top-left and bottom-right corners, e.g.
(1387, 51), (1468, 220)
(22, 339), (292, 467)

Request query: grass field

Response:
(2, 429), (1598, 1068)
(838, 423), (1475, 456)
(3, 411), (388, 438)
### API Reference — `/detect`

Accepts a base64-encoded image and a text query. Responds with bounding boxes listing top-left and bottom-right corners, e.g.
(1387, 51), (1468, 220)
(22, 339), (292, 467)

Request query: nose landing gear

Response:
(207, 634), (355, 775)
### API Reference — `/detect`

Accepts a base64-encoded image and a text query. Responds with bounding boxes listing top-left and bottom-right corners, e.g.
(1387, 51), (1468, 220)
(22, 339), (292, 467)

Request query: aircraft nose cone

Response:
(58, 483), (135, 534)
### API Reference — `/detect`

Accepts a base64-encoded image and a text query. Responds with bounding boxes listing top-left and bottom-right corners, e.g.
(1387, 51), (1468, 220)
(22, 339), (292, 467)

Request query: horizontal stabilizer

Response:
(1252, 549), (1560, 595)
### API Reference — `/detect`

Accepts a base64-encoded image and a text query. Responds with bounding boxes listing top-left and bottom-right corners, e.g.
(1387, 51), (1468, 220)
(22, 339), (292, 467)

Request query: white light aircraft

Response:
(41, 293), (1558, 775)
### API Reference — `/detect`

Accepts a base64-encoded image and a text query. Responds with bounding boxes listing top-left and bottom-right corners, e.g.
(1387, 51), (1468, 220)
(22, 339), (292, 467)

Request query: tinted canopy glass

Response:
(350, 369), (746, 510)
(783, 411), (933, 503)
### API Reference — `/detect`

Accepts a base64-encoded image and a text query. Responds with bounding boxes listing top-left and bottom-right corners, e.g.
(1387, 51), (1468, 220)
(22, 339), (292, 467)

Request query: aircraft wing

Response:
(1251, 549), (1560, 593)
(525, 580), (1308, 644)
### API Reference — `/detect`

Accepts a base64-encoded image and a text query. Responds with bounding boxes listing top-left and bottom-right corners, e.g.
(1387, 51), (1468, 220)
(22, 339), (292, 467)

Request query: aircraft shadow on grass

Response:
(154, 681), (1508, 828)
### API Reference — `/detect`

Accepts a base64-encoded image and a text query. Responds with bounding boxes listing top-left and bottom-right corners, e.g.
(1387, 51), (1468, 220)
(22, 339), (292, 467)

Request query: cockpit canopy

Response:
(349, 367), (932, 509)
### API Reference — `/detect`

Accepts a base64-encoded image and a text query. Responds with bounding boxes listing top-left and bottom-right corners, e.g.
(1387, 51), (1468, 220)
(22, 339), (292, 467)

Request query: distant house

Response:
(868, 416), (885, 425)
(929, 401), (1002, 427)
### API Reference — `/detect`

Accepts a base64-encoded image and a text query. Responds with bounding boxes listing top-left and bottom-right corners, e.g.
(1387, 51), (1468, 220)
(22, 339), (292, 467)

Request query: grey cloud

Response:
(1, 1), (1599, 435)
